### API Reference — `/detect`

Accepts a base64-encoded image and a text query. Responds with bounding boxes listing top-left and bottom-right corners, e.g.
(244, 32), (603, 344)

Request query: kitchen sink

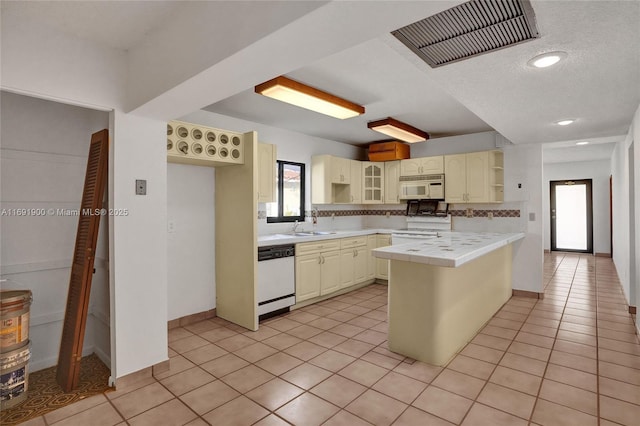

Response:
(294, 231), (336, 236)
(274, 231), (337, 238)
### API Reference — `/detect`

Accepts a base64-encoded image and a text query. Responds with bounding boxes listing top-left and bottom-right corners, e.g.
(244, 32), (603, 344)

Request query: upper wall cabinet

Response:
(167, 121), (244, 167)
(362, 162), (384, 204)
(444, 150), (503, 203)
(312, 155), (352, 204)
(400, 156), (444, 176)
(257, 143), (276, 203)
(350, 160), (362, 204)
(384, 160), (401, 204)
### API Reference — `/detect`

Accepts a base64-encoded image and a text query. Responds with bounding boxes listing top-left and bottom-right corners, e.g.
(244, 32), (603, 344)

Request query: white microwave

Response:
(399, 174), (445, 200)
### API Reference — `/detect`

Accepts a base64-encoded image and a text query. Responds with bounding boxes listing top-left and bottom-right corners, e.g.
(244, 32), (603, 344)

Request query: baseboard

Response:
(543, 249), (550, 253)
(630, 306), (637, 315)
(168, 308), (217, 330)
(512, 289), (544, 299)
(94, 346), (111, 370)
(595, 252), (612, 258)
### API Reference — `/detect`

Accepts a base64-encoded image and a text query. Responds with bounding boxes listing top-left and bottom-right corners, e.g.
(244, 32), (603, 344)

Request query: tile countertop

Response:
(257, 228), (398, 247)
(371, 231), (525, 268)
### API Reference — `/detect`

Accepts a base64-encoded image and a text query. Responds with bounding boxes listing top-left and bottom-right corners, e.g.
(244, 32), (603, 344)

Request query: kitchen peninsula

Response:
(372, 231), (524, 366)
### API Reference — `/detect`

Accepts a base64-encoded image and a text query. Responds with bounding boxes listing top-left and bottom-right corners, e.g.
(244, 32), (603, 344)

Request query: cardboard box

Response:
(368, 141), (410, 161)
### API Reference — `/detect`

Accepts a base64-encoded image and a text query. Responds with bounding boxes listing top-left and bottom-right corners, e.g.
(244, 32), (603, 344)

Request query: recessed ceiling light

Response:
(528, 51), (567, 68)
(556, 119), (575, 126)
(576, 141), (589, 145)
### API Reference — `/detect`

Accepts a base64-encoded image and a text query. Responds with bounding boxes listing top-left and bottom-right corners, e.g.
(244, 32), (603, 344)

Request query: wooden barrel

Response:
(1, 290), (32, 352)
(0, 342), (31, 409)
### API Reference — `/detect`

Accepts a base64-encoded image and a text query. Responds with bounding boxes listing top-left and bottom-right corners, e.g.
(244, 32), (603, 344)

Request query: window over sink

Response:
(267, 160), (305, 223)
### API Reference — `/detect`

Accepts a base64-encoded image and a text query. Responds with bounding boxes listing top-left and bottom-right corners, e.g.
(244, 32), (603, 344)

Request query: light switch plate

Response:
(529, 212), (536, 221)
(136, 179), (147, 195)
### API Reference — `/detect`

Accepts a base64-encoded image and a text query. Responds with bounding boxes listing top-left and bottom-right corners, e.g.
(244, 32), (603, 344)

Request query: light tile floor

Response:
(21, 253), (640, 425)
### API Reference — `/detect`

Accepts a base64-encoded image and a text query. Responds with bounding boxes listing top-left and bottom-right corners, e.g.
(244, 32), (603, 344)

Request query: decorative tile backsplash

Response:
(257, 208), (520, 219)
(449, 209), (520, 218)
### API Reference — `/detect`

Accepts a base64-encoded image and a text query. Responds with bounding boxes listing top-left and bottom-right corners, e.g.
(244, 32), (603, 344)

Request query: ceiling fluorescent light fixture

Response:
(367, 117), (429, 143)
(556, 119), (575, 126)
(528, 51), (567, 68)
(254, 76), (364, 119)
(576, 141), (589, 145)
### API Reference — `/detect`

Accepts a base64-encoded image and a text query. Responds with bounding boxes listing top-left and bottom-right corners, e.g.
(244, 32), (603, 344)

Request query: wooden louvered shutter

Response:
(56, 129), (109, 392)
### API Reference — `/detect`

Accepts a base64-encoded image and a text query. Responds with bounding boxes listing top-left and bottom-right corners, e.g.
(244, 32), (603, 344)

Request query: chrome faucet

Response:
(291, 220), (301, 233)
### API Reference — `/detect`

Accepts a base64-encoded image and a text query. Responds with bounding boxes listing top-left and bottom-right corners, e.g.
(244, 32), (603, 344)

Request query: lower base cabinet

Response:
(296, 235), (379, 303)
(376, 234), (391, 280)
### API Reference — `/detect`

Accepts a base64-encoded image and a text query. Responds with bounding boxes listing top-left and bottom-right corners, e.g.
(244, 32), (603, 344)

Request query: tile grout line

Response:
(527, 252), (576, 425)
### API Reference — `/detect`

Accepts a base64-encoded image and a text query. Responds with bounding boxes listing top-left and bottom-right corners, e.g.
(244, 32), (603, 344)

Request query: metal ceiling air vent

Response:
(392, 0), (539, 68)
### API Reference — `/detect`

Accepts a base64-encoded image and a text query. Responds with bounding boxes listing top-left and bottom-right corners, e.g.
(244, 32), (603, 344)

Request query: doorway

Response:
(550, 179), (593, 253)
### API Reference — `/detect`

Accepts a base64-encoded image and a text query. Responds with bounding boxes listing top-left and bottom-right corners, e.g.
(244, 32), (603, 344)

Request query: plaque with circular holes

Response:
(166, 121), (244, 165)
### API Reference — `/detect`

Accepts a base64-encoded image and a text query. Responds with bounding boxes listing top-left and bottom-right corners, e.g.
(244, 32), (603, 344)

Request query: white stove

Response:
(392, 216), (452, 245)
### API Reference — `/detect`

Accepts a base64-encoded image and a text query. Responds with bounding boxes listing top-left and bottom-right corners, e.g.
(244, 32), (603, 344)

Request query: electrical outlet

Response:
(331, 213), (335, 220)
(488, 212), (493, 220)
(136, 179), (147, 195)
(466, 208), (473, 218)
(386, 211), (391, 218)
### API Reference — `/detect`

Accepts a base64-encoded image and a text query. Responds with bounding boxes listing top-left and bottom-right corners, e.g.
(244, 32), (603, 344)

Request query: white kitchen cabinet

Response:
(376, 234), (391, 279)
(296, 240), (343, 300)
(400, 156), (443, 176)
(354, 247), (367, 283)
(384, 160), (401, 204)
(350, 160), (362, 204)
(320, 250), (341, 295)
(339, 249), (356, 289)
(362, 162), (384, 204)
(339, 237), (368, 289)
(295, 253), (322, 302)
(444, 150), (503, 203)
(366, 235), (377, 280)
(330, 156), (351, 184)
(257, 143), (276, 203)
(311, 155), (351, 204)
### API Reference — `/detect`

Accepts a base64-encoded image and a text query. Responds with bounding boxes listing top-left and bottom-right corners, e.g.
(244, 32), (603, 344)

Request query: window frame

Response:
(266, 160), (305, 223)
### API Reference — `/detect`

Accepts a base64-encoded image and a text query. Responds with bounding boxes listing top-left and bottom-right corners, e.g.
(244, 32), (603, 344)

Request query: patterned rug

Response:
(1, 354), (112, 425)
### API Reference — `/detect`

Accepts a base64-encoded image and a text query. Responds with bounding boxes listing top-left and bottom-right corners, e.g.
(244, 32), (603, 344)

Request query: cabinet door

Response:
(320, 250), (341, 295)
(257, 143), (276, 203)
(350, 160), (362, 204)
(421, 156), (444, 175)
(466, 151), (490, 203)
(384, 160), (401, 204)
(296, 253), (321, 302)
(400, 158), (422, 176)
(354, 247), (368, 284)
(330, 157), (350, 184)
(339, 249), (355, 289)
(444, 154), (466, 203)
(376, 235), (391, 279)
(366, 235), (377, 280)
(362, 162), (384, 204)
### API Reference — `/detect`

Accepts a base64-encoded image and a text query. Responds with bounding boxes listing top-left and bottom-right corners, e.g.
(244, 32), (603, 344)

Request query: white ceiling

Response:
(2, 0), (638, 163)
(1, 1), (182, 50)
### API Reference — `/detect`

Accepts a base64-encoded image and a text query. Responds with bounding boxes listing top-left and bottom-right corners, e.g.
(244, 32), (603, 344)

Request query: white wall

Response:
(110, 112), (168, 379)
(0, 92), (110, 371)
(543, 160), (611, 254)
(0, 9), (127, 110)
(167, 163), (216, 320)
(611, 103), (640, 326)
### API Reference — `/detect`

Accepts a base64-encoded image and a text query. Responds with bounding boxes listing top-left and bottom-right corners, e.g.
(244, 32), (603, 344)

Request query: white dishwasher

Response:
(257, 244), (296, 320)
